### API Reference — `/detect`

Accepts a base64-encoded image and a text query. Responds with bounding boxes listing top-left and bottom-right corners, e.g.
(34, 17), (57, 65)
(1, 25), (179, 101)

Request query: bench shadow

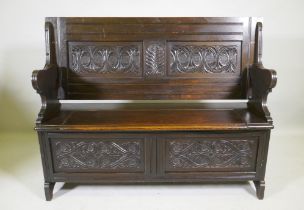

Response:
(53, 181), (257, 199)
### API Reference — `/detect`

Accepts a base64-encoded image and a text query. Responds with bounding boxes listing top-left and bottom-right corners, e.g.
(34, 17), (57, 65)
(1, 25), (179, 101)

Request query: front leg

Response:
(254, 180), (265, 200)
(44, 181), (55, 201)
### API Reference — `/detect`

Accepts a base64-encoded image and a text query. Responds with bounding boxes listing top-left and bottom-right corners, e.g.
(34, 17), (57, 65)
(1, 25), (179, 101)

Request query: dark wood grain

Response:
(42, 17), (255, 100)
(44, 182), (55, 201)
(248, 22), (277, 123)
(32, 17), (276, 200)
(31, 22), (61, 124)
(36, 102), (271, 131)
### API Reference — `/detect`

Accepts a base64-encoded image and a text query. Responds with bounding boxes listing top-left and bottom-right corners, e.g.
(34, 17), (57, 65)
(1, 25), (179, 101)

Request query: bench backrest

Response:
(47, 17), (261, 100)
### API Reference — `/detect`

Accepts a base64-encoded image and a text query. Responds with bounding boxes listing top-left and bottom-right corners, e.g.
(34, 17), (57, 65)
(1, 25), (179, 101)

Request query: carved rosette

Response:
(170, 45), (238, 73)
(168, 140), (254, 169)
(53, 140), (142, 170)
(70, 45), (140, 73)
(144, 42), (166, 76)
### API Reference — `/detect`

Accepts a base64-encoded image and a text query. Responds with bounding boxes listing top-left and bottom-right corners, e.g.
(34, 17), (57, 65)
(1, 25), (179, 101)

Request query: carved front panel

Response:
(68, 42), (141, 74)
(168, 42), (241, 76)
(166, 139), (257, 171)
(52, 139), (144, 172)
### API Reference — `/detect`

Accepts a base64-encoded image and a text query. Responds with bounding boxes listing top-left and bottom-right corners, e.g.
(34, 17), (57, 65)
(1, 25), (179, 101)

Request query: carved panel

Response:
(169, 43), (240, 74)
(69, 42), (141, 74)
(52, 139), (143, 171)
(167, 139), (256, 169)
(144, 41), (166, 76)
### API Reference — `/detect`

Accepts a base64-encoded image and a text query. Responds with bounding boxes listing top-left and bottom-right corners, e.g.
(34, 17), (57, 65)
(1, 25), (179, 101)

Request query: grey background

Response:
(0, 0), (303, 209)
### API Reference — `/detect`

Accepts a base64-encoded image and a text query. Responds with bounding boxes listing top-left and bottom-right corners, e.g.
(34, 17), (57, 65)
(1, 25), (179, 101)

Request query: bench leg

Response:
(44, 181), (55, 201)
(254, 180), (265, 200)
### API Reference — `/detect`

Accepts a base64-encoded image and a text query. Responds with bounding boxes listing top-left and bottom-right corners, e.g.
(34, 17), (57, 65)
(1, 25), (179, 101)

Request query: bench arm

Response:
(32, 64), (58, 99)
(32, 22), (62, 124)
(248, 64), (277, 123)
(32, 65), (61, 124)
(250, 64), (277, 99)
(247, 21), (277, 124)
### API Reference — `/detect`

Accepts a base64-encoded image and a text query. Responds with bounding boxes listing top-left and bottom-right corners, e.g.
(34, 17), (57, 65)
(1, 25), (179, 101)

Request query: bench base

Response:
(38, 130), (270, 200)
(44, 180), (265, 201)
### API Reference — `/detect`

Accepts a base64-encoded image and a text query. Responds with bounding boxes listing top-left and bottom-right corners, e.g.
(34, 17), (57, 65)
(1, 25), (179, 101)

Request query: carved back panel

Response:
(47, 17), (260, 100)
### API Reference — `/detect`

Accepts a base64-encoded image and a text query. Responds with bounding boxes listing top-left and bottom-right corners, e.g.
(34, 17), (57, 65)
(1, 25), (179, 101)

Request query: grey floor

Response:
(0, 130), (303, 210)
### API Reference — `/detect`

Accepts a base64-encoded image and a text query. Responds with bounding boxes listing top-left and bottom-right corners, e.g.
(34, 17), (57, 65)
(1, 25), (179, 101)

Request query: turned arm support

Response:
(248, 22), (277, 123)
(32, 22), (61, 124)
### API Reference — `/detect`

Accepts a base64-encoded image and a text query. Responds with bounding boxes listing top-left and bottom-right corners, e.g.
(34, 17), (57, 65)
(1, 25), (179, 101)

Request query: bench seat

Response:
(36, 102), (271, 131)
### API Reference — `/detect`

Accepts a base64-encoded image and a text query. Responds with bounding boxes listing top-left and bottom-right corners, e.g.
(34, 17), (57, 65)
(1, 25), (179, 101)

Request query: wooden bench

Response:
(32, 17), (277, 200)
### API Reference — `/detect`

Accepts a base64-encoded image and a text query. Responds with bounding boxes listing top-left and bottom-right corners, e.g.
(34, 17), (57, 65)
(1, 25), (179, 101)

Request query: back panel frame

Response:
(46, 17), (260, 100)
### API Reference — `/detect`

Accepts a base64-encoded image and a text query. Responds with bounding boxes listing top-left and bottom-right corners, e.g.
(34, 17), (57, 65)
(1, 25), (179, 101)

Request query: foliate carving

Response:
(53, 140), (142, 170)
(144, 42), (166, 76)
(168, 140), (254, 169)
(70, 44), (140, 73)
(170, 45), (238, 73)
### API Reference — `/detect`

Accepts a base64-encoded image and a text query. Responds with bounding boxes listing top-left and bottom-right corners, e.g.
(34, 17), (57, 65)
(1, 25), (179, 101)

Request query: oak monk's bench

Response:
(32, 17), (277, 201)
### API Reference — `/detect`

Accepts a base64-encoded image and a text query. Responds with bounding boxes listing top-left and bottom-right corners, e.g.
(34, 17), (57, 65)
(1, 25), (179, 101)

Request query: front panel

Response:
(156, 132), (267, 179)
(43, 131), (268, 182)
(47, 133), (151, 177)
(52, 138), (144, 172)
(165, 137), (257, 172)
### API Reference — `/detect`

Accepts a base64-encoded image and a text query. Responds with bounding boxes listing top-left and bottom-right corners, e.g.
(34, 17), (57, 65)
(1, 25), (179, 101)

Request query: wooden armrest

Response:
(32, 65), (60, 124)
(250, 64), (277, 100)
(32, 64), (58, 99)
(248, 65), (277, 123)
(32, 21), (61, 124)
(248, 21), (277, 124)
